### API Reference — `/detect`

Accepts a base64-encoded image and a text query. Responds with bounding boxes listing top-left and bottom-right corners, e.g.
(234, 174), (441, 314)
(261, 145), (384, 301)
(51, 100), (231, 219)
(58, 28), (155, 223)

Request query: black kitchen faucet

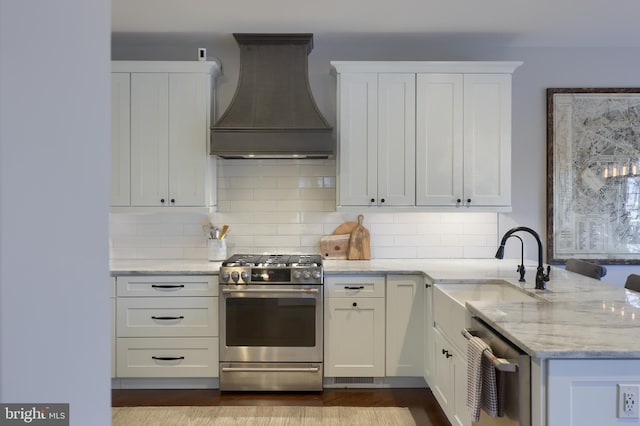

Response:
(495, 226), (550, 290)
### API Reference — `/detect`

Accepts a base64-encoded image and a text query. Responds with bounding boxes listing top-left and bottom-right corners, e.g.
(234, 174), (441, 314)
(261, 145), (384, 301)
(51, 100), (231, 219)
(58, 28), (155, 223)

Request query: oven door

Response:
(219, 285), (323, 363)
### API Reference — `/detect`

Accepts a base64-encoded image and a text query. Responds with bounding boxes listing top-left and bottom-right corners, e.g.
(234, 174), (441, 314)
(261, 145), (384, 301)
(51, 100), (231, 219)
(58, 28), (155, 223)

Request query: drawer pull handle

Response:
(344, 286), (364, 290)
(151, 316), (184, 321)
(152, 356), (185, 361)
(151, 284), (185, 289)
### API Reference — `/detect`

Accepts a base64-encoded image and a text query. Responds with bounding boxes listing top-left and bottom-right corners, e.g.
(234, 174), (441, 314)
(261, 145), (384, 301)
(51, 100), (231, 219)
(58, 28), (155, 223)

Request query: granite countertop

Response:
(110, 257), (640, 359)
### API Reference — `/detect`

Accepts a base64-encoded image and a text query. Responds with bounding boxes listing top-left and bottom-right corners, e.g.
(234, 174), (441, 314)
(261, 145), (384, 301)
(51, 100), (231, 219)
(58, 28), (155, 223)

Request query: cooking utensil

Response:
(202, 220), (215, 239)
(219, 224), (229, 240)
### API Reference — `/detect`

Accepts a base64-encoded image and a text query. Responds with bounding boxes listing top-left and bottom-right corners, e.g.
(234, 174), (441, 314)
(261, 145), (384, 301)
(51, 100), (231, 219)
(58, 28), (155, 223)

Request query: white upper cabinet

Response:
(377, 74), (416, 206)
(111, 61), (220, 211)
(416, 72), (512, 207)
(462, 74), (512, 207)
(338, 73), (415, 206)
(332, 61), (521, 211)
(336, 71), (415, 207)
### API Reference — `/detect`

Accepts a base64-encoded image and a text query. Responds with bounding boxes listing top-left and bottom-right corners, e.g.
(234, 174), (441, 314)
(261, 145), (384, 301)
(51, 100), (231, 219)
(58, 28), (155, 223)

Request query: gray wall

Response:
(112, 34), (640, 285)
(1, 1), (111, 424)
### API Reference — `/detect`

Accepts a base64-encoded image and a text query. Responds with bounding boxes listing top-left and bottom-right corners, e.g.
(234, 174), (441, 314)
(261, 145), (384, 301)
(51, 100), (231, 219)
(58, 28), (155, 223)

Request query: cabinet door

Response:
(432, 327), (454, 417)
(451, 344), (471, 426)
(386, 274), (423, 376)
(377, 73), (416, 206)
(463, 73), (511, 207)
(168, 73), (208, 206)
(337, 73), (378, 206)
(416, 73), (463, 206)
(111, 73), (131, 206)
(130, 73), (170, 206)
(324, 297), (385, 377)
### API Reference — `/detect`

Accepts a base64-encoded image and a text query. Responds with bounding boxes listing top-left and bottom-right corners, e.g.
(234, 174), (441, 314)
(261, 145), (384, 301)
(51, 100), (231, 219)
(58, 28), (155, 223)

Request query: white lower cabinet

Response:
(115, 275), (218, 378)
(432, 328), (471, 426)
(117, 337), (218, 378)
(324, 275), (386, 377)
(546, 359), (640, 426)
(386, 274), (424, 376)
(432, 284), (472, 426)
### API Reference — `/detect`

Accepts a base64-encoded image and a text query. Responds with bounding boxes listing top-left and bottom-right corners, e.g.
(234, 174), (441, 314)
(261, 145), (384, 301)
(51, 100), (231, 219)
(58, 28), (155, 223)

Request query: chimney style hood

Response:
(210, 33), (334, 159)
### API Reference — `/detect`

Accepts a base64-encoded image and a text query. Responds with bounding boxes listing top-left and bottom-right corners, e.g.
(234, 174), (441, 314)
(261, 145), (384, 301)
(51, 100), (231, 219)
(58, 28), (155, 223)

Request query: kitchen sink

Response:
(435, 281), (540, 307)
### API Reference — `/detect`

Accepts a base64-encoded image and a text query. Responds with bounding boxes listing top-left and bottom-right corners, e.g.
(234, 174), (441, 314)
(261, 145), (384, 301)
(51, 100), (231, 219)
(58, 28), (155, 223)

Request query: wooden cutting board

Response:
(347, 214), (371, 260)
(332, 221), (358, 235)
(320, 234), (350, 259)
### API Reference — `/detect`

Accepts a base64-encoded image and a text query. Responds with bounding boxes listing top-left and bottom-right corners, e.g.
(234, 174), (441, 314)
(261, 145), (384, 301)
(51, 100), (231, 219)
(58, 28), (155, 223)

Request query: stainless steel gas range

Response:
(218, 254), (323, 391)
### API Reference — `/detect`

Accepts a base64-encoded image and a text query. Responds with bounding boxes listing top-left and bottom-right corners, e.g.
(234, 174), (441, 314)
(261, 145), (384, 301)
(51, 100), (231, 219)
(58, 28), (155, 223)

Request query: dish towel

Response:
(466, 336), (500, 422)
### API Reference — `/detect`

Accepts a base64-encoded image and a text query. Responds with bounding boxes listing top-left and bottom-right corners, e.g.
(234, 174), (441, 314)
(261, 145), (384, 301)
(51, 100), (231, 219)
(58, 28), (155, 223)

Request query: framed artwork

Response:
(547, 88), (640, 264)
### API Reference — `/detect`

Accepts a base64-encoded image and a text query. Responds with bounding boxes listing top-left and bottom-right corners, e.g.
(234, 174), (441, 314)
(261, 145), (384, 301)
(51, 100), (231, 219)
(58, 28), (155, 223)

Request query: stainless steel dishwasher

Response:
(463, 317), (531, 426)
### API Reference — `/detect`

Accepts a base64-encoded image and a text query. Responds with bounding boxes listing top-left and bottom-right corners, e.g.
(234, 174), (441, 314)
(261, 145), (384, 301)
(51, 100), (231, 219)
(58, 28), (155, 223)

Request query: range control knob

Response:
(240, 271), (249, 282)
(313, 271), (322, 280)
(231, 271), (240, 283)
(303, 271), (311, 280)
(293, 271), (302, 280)
(221, 272), (230, 282)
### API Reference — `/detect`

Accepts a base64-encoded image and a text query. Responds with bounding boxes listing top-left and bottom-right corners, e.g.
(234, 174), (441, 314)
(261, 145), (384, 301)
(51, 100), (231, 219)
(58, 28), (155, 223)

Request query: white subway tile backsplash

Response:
(110, 160), (499, 260)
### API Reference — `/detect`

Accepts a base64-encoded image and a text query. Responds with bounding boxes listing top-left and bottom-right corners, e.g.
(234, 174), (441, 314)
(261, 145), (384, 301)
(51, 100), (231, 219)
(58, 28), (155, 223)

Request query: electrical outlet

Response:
(617, 384), (640, 418)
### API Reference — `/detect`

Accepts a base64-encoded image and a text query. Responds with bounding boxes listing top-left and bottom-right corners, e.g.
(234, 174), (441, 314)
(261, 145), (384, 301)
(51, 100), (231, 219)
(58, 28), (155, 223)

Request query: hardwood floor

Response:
(112, 388), (451, 426)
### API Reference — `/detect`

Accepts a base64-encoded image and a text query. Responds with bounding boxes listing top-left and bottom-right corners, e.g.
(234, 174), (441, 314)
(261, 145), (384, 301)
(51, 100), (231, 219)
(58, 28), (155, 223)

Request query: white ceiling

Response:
(112, 0), (640, 46)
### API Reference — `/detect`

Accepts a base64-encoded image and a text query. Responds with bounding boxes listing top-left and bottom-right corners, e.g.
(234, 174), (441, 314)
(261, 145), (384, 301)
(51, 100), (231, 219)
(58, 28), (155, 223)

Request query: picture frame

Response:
(547, 88), (640, 264)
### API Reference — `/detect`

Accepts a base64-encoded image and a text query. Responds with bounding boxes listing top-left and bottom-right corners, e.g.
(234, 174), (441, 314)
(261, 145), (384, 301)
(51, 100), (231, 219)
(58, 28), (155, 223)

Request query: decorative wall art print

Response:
(547, 88), (640, 264)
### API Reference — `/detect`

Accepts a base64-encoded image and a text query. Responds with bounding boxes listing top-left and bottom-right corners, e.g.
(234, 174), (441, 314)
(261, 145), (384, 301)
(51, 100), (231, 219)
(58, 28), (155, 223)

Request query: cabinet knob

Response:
(456, 198), (461, 204)
(352, 302), (357, 307)
(467, 198), (471, 204)
(160, 198), (165, 204)
(170, 198), (175, 204)
(380, 198), (385, 203)
(370, 198), (375, 203)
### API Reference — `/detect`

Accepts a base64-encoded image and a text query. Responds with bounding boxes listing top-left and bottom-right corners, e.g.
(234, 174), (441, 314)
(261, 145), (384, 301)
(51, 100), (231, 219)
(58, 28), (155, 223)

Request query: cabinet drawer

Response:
(324, 275), (385, 298)
(116, 337), (218, 378)
(116, 297), (218, 337)
(116, 275), (218, 297)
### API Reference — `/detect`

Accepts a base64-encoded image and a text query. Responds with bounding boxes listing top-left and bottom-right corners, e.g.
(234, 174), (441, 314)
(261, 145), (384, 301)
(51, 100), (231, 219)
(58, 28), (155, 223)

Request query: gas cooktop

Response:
(219, 254), (323, 285)
(221, 254), (322, 268)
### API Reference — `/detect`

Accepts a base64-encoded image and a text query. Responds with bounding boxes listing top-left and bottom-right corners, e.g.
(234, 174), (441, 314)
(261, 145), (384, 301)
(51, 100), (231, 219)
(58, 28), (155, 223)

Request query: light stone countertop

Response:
(110, 259), (222, 274)
(110, 257), (640, 359)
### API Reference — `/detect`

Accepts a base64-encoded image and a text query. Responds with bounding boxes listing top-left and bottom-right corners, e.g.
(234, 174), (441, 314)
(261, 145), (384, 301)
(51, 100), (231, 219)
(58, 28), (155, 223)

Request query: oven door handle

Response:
(221, 366), (320, 373)
(221, 288), (320, 294)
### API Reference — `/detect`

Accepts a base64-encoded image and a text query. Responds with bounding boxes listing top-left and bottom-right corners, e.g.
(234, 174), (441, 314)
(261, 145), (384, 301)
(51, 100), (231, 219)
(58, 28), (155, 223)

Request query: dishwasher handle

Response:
(461, 328), (518, 373)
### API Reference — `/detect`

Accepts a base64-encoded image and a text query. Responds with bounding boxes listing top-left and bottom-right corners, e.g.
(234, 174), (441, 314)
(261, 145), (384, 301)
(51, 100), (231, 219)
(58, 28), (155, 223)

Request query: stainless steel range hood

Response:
(210, 34), (333, 159)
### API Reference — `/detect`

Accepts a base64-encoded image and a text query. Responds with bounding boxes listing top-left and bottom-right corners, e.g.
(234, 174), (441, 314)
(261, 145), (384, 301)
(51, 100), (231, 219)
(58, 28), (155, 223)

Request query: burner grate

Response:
(222, 254), (322, 267)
